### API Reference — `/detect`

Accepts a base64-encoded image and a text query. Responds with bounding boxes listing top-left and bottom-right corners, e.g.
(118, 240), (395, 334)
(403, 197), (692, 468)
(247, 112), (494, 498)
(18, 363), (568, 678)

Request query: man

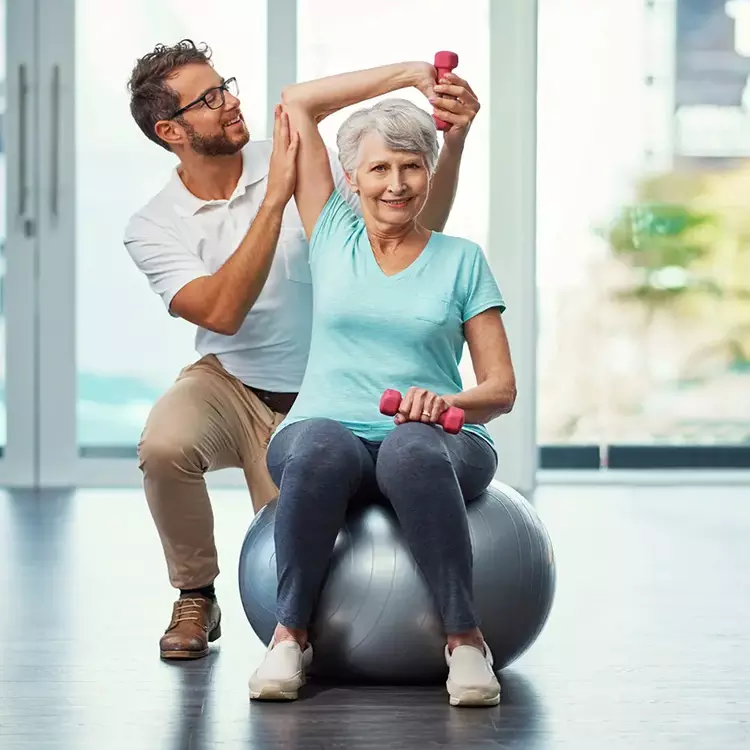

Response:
(124, 39), (481, 660)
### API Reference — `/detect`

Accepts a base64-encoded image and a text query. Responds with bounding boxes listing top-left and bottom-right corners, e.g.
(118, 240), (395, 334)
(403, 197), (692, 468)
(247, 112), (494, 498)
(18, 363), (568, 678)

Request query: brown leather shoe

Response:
(159, 595), (222, 660)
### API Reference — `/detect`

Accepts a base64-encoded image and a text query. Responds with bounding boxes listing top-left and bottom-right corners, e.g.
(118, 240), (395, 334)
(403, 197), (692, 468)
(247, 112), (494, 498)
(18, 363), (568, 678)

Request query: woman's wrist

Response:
(442, 393), (460, 410)
(403, 60), (437, 94)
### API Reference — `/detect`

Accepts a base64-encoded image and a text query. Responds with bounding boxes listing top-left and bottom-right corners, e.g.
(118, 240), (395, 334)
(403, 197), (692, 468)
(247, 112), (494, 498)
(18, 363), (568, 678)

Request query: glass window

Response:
(537, 0), (750, 447)
(75, 1), (267, 448)
(298, 0), (490, 389)
(0, 0), (6, 448)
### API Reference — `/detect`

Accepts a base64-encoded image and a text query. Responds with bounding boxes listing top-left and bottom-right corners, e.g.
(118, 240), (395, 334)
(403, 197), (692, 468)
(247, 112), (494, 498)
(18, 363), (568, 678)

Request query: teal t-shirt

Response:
(272, 188), (506, 449)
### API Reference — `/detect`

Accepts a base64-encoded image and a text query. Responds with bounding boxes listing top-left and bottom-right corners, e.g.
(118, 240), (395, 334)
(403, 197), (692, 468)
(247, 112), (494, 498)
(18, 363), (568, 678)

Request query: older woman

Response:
(248, 61), (516, 707)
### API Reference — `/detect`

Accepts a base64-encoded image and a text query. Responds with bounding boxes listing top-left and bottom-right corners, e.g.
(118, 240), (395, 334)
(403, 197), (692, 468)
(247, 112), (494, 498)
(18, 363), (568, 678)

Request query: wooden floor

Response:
(0, 482), (748, 749)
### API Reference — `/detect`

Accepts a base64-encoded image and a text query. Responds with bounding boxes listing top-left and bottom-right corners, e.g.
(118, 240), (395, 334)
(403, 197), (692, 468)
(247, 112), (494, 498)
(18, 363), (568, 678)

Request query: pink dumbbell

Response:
(379, 388), (465, 435)
(433, 50), (459, 131)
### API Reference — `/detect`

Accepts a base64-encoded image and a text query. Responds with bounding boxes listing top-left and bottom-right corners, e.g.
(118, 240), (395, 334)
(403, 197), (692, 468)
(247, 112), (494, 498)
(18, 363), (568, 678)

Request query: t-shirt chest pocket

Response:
(410, 293), (452, 326)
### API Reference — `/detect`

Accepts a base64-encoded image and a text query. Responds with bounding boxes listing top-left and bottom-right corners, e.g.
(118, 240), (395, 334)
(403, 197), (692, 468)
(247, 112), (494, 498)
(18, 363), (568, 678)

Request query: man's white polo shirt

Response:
(124, 139), (360, 392)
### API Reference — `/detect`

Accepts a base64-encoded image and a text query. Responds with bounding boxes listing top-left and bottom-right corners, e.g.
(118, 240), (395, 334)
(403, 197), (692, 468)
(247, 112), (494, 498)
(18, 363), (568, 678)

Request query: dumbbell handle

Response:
(379, 389), (465, 435)
(433, 51), (459, 131)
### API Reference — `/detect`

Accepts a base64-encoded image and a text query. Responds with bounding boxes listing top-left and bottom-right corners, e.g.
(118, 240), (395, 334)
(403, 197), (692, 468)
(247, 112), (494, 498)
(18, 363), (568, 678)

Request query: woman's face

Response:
(348, 132), (431, 229)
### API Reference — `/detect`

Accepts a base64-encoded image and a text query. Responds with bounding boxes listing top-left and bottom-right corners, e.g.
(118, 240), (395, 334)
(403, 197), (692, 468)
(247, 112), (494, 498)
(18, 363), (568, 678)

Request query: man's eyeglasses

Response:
(170, 77), (239, 119)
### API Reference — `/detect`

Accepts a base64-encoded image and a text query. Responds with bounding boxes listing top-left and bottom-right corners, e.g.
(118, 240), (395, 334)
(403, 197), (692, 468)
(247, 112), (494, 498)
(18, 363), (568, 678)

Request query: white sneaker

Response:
(248, 640), (313, 701)
(445, 642), (501, 707)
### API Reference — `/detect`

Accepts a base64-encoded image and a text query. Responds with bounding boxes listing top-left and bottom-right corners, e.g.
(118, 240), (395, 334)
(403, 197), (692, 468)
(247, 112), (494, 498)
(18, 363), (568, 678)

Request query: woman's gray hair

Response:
(336, 97), (439, 179)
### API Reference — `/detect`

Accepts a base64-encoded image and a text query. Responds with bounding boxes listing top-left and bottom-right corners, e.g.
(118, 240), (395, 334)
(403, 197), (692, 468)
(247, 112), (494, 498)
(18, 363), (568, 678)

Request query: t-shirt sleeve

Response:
(328, 147), (362, 217)
(123, 214), (209, 316)
(308, 187), (362, 262)
(461, 246), (506, 322)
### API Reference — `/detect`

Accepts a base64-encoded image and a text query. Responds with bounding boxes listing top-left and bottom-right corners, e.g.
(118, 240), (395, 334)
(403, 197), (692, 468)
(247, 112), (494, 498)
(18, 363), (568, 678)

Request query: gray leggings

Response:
(266, 418), (497, 635)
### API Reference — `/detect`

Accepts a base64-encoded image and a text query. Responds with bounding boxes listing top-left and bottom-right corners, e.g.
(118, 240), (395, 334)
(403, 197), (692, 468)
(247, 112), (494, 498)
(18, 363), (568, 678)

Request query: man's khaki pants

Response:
(137, 354), (286, 591)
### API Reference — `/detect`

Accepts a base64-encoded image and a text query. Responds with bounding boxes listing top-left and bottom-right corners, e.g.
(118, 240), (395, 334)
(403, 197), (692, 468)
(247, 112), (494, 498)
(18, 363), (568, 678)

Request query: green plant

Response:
(601, 168), (750, 378)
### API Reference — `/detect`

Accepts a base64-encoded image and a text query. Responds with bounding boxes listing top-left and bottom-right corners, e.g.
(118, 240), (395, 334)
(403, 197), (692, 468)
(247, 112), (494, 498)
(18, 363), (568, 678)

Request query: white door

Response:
(2, 0), (38, 487)
(38, 0), (269, 486)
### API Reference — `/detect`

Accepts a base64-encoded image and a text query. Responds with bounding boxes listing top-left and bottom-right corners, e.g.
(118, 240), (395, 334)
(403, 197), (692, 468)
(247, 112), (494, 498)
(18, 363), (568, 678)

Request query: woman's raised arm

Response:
(280, 62), (435, 239)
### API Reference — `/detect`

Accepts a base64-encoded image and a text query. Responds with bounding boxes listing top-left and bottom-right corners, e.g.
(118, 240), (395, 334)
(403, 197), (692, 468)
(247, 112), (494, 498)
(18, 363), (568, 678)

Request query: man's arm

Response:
(418, 72), (482, 232)
(169, 118), (299, 336)
(169, 201), (285, 335)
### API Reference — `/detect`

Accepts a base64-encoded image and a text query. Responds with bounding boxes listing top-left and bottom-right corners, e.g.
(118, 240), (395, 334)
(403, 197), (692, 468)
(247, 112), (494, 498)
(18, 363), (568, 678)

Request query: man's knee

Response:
(138, 394), (207, 476)
(137, 372), (233, 477)
(138, 427), (205, 476)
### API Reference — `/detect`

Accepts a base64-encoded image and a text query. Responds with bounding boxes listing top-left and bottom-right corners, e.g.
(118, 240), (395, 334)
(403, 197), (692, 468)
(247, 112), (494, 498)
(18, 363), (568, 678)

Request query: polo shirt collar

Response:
(171, 141), (269, 216)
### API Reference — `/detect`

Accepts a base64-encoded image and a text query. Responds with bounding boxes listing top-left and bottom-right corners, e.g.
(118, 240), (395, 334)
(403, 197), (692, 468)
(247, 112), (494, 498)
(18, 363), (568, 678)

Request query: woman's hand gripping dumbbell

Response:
(379, 388), (465, 434)
(432, 51), (459, 131)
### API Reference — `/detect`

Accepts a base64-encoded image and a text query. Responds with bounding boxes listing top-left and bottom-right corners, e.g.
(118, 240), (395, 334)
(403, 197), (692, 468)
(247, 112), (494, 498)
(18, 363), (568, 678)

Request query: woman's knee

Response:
(280, 418), (360, 459)
(447, 434), (498, 501)
(376, 423), (452, 488)
(270, 418), (366, 485)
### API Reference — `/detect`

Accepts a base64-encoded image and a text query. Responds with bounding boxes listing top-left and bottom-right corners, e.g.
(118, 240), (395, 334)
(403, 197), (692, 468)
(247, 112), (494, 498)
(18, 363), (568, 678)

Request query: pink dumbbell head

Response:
(433, 51), (459, 131)
(379, 388), (465, 435)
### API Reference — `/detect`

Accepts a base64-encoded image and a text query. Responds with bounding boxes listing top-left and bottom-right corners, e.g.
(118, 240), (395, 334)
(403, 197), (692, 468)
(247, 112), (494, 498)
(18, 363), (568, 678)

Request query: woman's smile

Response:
(380, 196), (414, 208)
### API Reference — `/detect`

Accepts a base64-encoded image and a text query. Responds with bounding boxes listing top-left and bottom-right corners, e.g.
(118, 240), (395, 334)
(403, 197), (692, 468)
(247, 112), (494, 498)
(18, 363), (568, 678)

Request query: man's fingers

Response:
(279, 109), (290, 145)
(288, 129), (300, 154)
(272, 105), (280, 143)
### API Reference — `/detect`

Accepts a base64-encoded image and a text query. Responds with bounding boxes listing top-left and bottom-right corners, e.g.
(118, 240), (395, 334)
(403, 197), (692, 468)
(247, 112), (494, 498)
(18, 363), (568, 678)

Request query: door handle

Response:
(18, 63), (28, 218)
(50, 64), (60, 218)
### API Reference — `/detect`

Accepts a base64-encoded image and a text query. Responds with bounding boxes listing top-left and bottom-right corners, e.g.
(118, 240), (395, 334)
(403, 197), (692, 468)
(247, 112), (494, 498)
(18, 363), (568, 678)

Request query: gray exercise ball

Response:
(238, 481), (556, 684)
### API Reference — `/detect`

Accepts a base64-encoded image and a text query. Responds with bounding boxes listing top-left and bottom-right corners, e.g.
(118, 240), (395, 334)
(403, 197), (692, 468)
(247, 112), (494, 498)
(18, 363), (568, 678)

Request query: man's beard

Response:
(181, 118), (249, 156)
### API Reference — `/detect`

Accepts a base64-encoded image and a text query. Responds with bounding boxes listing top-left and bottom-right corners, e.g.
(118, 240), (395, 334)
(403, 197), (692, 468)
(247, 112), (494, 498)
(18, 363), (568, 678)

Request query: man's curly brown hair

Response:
(127, 39), (213, 150)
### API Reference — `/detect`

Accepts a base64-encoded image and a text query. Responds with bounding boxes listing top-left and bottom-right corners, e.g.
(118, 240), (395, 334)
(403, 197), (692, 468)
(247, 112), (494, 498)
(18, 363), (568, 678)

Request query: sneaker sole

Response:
(249, 675), (305, 702)
(447, 680), (501, 707)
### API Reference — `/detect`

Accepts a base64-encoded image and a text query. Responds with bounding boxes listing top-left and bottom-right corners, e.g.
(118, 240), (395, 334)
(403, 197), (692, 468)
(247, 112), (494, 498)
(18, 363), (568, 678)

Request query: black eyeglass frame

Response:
(170, 77), (239, 119)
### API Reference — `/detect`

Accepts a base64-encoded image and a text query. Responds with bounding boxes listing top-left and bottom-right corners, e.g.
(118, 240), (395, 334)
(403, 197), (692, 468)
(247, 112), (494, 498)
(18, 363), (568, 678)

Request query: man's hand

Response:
(429, 72), (481, 147)
(265, 104), (299, 209)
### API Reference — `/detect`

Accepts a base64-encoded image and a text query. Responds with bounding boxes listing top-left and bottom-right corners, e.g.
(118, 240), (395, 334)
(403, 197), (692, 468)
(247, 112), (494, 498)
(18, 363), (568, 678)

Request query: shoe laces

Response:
(171, 597), (206, 626)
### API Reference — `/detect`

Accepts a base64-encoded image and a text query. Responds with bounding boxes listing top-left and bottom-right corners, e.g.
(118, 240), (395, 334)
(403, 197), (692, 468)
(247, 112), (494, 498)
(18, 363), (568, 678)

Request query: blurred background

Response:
(0, 0), (748, 485)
